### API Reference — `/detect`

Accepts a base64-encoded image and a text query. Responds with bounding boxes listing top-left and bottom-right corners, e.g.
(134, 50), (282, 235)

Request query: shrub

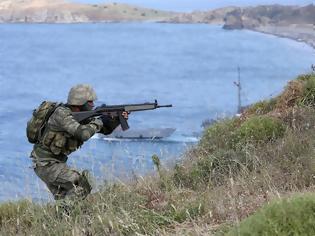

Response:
(173, 148), (251, 188)
(236, 116), (285, 144)
(176, 116), (286, 189)
(244, 98), (277, 116)
(200, 118), (239, 151)
(296, 73), (315, 82)
(299, 75), (315, 107)
(275, 80), (304, 110)
(228, 194), (315, 236)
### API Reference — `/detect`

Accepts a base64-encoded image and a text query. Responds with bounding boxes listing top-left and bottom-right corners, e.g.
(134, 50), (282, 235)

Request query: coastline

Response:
(246, 25), (315, 50)
(204, 22), (315, 51)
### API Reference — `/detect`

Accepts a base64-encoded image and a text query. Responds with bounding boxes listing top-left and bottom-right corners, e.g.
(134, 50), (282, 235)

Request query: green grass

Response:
(228, 194), (315, 236)
(236, 116), (285, 144)
(244, 98), (277, 116)
(299, 74), (315, 107)
(200, 118), (239, 151)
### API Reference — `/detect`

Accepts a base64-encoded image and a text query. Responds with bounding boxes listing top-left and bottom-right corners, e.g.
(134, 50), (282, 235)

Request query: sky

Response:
(71, 0), (315, 12)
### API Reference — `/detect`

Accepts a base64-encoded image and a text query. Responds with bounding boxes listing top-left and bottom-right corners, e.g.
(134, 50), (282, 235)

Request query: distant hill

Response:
(165, 4), (315, 26)
(1, 2), (314, 26)
(164, 4), (315, 49)
(223, 4), (315, 29)
(164, 7), (238, 24)
(220, 4), (315, 48)
(0, 0), (175, 23)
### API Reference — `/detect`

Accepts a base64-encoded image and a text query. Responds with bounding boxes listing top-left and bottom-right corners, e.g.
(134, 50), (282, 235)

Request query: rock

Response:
(223, 9), (244, 30)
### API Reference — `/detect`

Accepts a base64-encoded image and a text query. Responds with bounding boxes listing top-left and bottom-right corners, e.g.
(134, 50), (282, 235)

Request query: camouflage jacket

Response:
(31, 105), (120, 164)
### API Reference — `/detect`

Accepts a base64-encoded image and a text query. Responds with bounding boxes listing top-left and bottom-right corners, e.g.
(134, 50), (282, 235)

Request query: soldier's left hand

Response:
(122, 111), (129, 119)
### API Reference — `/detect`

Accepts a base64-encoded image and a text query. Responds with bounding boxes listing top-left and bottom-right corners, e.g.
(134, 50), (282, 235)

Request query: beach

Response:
(249, 24), (315, 50)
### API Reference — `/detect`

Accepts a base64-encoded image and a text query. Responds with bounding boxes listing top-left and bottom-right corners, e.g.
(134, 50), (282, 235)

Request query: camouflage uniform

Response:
(31, 85), (120, 200)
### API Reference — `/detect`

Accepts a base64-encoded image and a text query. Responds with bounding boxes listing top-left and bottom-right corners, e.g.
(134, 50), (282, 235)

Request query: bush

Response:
(299, 75), (315, 107)
(236, 116), (285, 144)
(296, 73), (315, 82)
(200, 116), (285, 153)
(177, 116), (286, 189)
(228, 194), (315, 236)
(275, 80), (304, 110)
(173, 148), (252, 188)
(174, 154), (216, 188)
(200, 118), (239, 151)
(244, 98), (277, 116)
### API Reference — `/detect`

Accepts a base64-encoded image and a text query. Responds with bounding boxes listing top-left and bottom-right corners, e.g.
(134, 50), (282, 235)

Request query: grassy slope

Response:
(1, 74), (315, 235)
(74, 2), (174, 21)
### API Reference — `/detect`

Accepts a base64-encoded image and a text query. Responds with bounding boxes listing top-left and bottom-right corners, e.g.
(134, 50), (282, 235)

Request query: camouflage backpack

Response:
(26, 101), (59, 144)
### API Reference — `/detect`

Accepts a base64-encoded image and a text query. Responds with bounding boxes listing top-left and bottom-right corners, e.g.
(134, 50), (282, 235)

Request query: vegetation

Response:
(228, 194), (315, 236)
(236, 116), (285, 144)
(244, 98), (277, 116)
(1, 74), (315, 235)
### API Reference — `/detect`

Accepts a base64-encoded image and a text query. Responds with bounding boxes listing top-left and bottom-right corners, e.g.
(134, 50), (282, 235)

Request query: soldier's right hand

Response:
(100, 115), (111, 126)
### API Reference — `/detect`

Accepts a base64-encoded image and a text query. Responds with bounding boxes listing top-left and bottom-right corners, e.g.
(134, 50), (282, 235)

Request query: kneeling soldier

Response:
(29, 84), (126, 200)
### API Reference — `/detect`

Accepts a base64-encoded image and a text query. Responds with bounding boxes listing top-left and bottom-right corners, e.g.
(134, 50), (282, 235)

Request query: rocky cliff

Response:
(223, 4), (315, 29)
(222, 4), (315, 48)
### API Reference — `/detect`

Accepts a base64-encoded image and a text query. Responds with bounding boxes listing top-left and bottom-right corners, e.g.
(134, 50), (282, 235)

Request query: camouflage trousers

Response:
(33, 161), (92, 200)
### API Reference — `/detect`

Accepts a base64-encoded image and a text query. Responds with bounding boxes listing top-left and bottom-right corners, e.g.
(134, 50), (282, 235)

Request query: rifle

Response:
(72, 100), (172, 131)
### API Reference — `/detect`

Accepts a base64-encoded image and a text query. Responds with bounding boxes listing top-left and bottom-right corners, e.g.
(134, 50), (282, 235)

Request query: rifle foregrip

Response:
(119, 113), (129, 131)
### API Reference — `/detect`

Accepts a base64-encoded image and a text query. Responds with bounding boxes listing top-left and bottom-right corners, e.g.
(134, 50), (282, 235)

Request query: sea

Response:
(0, 23), (314, 202)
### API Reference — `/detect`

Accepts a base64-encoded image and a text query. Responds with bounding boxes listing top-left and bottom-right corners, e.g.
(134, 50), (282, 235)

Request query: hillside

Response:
(1, 73), (315, 235)
(0, 0), (175, 23)
(166, 4), (315, 49)
(165, 7), (238, 24)
(222, 5), (315, 48)
(223, 4), (315, 29)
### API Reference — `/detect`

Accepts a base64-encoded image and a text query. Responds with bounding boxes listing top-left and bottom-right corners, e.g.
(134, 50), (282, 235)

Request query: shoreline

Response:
(247, 26), (315, 50)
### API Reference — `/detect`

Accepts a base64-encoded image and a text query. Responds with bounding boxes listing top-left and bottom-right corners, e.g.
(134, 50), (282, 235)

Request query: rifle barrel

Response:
(157, 104), (172, 108)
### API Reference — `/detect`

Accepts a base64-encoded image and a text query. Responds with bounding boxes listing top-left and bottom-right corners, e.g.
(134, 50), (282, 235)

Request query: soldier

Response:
(30, 84), (127, 200)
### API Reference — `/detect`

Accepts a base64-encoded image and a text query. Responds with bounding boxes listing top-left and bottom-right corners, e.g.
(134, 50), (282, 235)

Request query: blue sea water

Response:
(0, 23), (314, 202)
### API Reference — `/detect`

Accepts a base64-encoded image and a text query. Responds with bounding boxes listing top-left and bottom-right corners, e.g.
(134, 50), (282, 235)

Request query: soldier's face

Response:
(81, 101), (94, 111)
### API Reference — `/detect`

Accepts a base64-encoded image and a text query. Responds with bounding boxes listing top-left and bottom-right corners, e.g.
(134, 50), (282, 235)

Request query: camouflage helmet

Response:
(67, 84), (97, 106)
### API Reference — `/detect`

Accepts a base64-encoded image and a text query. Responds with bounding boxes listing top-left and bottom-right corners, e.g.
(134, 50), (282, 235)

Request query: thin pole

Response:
(234, 66), (242, 114)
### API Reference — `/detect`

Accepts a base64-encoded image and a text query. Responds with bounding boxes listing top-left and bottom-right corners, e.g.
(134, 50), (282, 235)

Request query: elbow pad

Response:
(74, 119), (103, 142)
(74, 125), (95, 142)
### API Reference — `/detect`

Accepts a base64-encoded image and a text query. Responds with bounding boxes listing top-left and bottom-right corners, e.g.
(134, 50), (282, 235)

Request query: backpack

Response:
(26, 101), (59, 144)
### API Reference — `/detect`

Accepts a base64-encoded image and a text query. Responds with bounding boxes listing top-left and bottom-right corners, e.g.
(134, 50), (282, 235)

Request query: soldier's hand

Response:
(100, 115), (111, 126)
(122, 111), (129, 120)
